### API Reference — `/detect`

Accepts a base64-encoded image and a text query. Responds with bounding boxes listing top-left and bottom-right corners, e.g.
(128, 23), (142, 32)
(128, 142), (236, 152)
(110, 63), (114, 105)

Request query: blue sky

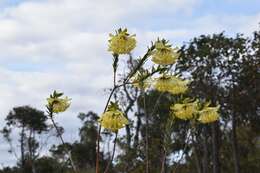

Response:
(128, 0), (260, 30)
(0, 0), (259, 166)
(0, 0), (20, 7)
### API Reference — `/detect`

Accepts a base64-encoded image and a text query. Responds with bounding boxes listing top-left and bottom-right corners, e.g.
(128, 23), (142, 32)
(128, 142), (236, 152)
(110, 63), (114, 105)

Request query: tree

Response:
(177, 31), (260, 173)
(1, 106), (49, 173)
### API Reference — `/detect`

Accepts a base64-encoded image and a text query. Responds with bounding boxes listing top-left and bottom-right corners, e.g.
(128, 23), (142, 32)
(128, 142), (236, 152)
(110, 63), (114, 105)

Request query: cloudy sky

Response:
(0, 0), (260, 166)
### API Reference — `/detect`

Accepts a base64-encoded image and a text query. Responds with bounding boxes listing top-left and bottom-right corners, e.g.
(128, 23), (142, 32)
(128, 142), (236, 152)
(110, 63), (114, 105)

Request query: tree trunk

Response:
(143, 93), (149, 173)
(20, 125), (25, 172)
(32, 131), (37, 173)
(202, 127), (209, 173)
(212, 122), (220, 173)
(231, 113), (240, 173)
(125, 125), (131, 147)
(193, 145), (202, 173)
(160, 148), (166, 173)
(28, 130), (33, 162)
(134, 106), (142, 148)
(28, 129), (35, 173)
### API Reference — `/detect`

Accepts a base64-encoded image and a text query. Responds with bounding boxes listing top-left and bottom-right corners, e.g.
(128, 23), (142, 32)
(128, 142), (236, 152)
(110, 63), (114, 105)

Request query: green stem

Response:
(104, 132), (118, 173)
(49, 113), (77, 173)
(96, 87), (117, 173)
(160, 147), (166, 173)
(96, 63), (118, 173)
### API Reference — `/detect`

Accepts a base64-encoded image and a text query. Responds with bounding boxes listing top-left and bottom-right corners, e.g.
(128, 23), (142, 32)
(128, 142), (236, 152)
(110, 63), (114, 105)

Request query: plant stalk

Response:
(49, 114), (77, 173)
(104, 132), (118, 173)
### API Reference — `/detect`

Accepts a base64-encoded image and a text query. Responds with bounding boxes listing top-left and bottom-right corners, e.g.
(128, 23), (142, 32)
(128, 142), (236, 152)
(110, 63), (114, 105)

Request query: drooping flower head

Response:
(108, 28), (136, 54)
(197, 103), (220, 123)
(47, 91), (71, 114)
(98, 102), (128, 132)
(151, 39), (180, 65)
(171, 99), (198, 120)
(154, 74), (189, 95)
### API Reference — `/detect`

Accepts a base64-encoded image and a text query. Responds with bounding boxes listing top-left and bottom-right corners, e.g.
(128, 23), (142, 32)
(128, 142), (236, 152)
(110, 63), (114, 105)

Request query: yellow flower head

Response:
(47, 97), (71, 113)
(171, 100), (198, 120)
(108, 28), (136, 54)
(151, 39), (180, 65)
(47, 91), (71, 113)
(154, 75), (189, 94)
(98, 102), (128, 132)
(198, 105), (220, 123)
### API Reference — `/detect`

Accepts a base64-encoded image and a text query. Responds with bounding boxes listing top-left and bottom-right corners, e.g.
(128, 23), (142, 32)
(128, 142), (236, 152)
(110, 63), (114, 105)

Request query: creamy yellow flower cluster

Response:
(152, 39), (180, 65)
(171, 100), (220, 123)
(46, 91), (71, 114)
(132, 74), (189, 95)
(197, 106), (220, 123)
(98, 102), (128, 132)
(171, 100), (198, 120)
(108, 28), (136, 55)
(154, 75), (189, 94)
(98, 110), (128, 132)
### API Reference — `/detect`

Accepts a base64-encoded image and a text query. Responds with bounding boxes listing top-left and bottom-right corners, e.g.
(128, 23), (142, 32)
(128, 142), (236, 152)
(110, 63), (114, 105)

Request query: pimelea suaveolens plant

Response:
(45, 28), (220, 173)
(98, 30), (220, 173)
(46, 91), (77, 172)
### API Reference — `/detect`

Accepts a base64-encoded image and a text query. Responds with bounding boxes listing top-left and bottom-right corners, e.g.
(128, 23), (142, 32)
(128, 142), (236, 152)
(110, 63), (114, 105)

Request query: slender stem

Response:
(172, 125), (193, 173)
(150, 92), (165, 173)
(123, 45), (155, 84)
(49, 115), (77, 173)
(160, 147), (166, 173)
(96, 67), (118, 173)
(191, 131), (202, 173)
(104, 132), (118, 173)
(104, 88), (117, 112)
(151, 92), (164, 116)
(142, 87), (165, 173)
(113, 70), (116, 88)
(96, 87), (116, 173)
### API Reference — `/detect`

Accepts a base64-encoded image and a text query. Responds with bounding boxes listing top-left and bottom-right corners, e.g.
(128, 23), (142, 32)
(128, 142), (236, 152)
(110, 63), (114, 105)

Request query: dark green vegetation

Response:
(1, 29), (259, 173)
